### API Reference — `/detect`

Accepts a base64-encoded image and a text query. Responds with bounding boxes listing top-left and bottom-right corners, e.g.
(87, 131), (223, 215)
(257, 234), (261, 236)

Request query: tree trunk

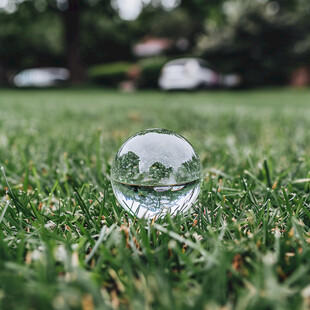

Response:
(63, 0), (86, 84)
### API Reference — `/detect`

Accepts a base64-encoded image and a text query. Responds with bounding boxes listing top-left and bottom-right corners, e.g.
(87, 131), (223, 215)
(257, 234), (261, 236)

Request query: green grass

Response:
(0, 88), (310, 310)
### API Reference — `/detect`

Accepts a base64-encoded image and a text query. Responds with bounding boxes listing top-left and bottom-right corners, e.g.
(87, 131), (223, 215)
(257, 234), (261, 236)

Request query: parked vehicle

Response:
(13, 68), (70, 87)
(158, 58), (240, 90)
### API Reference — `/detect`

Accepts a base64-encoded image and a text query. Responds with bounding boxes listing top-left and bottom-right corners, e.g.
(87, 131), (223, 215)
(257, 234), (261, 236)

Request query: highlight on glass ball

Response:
(111, 128), (201, 219)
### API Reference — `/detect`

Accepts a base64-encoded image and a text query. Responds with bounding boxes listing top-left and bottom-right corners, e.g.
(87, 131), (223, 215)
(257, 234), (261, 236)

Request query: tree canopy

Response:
(0, 0), (309, 85)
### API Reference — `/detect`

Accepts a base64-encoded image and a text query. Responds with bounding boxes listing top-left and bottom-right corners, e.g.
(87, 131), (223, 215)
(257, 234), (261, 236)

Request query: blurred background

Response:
(0, 0), (310, 89)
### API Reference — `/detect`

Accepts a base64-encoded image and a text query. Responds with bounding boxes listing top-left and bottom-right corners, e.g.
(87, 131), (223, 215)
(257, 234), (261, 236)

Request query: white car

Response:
(13, 68), (70, 87)
(158, 58), (240, 90)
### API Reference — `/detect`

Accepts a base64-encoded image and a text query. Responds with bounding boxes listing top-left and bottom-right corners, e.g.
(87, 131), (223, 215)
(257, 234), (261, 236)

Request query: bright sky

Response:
(114, 0), (180, 20)
(0, 0), (19, 13)
(0, 0), (179, 17)
(113, 0), (144, 20)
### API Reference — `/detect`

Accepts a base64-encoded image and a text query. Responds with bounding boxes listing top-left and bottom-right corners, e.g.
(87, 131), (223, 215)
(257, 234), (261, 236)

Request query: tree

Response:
(62, 0), (85, 84)
(197, 0), (310, 86)
(45, 0), (115, 84)
(0, 3), (63, 82)
(0, 0), (115, 84)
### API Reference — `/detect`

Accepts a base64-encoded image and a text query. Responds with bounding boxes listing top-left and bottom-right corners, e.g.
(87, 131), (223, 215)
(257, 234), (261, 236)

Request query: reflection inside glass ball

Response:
(111, 128), (201, 219)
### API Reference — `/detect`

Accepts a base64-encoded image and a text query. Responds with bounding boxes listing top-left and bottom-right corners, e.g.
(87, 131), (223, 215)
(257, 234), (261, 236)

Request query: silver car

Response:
(13, 67), (70, 87)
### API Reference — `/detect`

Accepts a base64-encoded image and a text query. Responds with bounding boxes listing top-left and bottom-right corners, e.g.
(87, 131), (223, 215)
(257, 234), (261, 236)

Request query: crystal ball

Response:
(111, 128), (201, 218)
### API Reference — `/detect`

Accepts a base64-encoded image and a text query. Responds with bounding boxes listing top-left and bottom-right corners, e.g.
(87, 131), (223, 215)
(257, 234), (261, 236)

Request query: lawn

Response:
(0, 88), (310, 310)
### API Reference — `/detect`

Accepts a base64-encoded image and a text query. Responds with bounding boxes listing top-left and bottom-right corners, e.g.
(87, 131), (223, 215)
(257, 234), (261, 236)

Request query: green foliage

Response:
(81, 12), (133, 65)
(88, 62), (132, 86)
(2, 0), (310, 88)
(199, 2), (310, 86)
(0, 3), (64, 70)
(88, 57), (169, 88)
(138, 57), (168, 88)
(0, 0), (128, 77)
(136, 7), (202, 45)
(0, 88), (310, 309)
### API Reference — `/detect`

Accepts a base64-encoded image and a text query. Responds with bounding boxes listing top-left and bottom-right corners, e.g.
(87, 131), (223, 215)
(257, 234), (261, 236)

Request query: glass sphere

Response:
(111, 128), (201, 218)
